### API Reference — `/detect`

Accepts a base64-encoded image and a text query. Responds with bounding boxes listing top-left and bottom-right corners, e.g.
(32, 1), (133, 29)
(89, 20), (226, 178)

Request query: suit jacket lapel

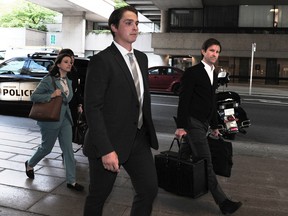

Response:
(109, 43), (139, 99)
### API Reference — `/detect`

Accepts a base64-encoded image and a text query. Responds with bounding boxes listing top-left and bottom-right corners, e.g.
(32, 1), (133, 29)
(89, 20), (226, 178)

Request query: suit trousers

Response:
(186, 117), (227, 204)
(84, 127), (158, 216)
(28, 116), (76, 184)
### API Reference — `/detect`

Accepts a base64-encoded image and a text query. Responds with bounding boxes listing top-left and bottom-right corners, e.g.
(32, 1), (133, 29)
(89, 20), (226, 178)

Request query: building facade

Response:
(152, 4), (288, 85)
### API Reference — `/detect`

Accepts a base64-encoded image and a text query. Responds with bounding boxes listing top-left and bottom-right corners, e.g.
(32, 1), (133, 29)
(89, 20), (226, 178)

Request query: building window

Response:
(170, 9), (203, 28)
(275, 5), (288, 27)
(239, 5), (273, 27)
(204, 6), (238, 28)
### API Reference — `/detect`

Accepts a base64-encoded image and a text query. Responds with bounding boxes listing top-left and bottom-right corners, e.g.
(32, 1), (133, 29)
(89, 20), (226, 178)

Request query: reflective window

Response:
(170, 9), (203, 28)
(148, 68), (159, 75)
(239, 5), (273, 27)
(0, 58), (26, 75)
(274, 5), (288, 27)
(28, 59), (53, 74)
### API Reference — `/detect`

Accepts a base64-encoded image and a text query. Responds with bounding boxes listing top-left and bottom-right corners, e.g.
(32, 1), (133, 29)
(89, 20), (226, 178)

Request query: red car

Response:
(148, 66), (184, 94)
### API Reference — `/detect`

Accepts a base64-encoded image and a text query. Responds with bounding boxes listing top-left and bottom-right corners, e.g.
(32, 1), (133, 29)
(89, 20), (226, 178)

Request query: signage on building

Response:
(50, 35), (56, 45)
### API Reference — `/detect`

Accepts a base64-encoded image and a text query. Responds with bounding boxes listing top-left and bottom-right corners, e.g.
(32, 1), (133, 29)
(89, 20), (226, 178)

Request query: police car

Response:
(0, 53), (89, 111)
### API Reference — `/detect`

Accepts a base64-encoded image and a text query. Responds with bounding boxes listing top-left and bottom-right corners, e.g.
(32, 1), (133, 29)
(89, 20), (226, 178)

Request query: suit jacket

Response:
(83, 43), (158, 163)
(176, 62), (218, 129)
(67, 67), (83, 125)
(30, 75), (73, 129)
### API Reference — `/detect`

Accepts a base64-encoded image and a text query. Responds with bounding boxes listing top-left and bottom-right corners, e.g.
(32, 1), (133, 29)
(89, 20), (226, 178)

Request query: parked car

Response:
(0, 52), (89, 112)
(148, 66), (184, 94)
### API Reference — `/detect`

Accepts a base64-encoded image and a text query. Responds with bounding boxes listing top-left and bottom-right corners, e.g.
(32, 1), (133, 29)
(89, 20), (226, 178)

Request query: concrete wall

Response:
(0, 28), (45, 48)
(61, 13), (86, 57)
(0, 28), (166, 67)
(85, 32), (167, 67)
(25, 29), (46, 46)
(152, 33), (288, 59)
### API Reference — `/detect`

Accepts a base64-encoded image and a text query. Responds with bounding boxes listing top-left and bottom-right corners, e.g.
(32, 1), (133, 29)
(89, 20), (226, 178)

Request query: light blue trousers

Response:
(28, 118), (76, 184)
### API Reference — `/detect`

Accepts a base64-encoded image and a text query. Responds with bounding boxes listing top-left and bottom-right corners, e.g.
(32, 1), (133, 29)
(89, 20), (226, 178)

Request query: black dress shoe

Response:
(25, 161), (34, 179)
(67, 183), (84, 191)
(219, 199), (242, 215)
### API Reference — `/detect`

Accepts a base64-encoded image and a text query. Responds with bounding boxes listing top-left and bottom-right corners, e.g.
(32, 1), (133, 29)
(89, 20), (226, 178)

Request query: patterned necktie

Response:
(127, 53), (143, 128)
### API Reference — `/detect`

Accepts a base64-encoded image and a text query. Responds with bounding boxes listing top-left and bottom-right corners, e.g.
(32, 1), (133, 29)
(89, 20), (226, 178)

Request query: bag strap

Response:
(168, 137), (180, 151)
(50, 75), (57, 90)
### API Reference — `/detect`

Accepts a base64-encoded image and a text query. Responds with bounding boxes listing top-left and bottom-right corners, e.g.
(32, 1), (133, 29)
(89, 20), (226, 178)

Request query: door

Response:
(265, 58), (279, 85)
(239, 58), (249, 82)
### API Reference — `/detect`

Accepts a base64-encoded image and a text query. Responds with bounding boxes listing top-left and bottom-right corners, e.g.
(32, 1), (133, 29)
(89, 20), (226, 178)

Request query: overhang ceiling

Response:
(27, 0), (113, 22)
(27, 0), (288, 27)
(126, 0), (288, 27)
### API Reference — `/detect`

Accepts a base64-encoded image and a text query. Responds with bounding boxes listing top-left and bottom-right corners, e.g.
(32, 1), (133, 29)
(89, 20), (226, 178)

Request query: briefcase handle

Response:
(167, 137), (196, 161)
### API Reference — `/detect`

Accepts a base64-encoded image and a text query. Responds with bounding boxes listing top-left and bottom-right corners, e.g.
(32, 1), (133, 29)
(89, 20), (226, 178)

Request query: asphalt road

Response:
(150, 93), (288, 145)
(0, 92), (287, 145)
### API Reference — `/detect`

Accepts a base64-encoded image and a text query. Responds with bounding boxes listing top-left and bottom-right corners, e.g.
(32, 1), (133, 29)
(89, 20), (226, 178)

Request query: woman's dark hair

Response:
(49, 53), (72, 77)
(58, 48), (76, 72)
(108, 6), (138, 37)
(59, 48), (74, 57)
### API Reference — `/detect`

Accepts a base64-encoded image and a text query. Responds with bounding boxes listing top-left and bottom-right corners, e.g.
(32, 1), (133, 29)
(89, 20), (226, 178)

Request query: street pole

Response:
(249, 43), (256, 95)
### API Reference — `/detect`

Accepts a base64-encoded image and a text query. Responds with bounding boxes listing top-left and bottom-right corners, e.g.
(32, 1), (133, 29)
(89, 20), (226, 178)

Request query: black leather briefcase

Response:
(207, 135), (233, 177)
(154, 138), (208, 198)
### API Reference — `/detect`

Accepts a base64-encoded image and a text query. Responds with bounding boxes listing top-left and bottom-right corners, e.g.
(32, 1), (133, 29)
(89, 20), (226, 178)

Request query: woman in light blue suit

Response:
(25, 53), (84, 191)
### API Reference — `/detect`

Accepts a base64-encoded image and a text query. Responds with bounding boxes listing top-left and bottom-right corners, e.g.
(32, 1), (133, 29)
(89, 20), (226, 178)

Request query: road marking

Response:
(151, 102), (177, 107)
(243, 99), (288, 106)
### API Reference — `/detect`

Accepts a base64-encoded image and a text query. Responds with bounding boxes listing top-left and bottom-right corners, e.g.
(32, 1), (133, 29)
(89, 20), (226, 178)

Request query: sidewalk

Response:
(0, 84), (288, 216)
(224, 82), (287, 97)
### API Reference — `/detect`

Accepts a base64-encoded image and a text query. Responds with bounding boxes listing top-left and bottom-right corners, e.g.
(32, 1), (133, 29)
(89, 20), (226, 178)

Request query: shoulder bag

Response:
(29, 76), (63, 121)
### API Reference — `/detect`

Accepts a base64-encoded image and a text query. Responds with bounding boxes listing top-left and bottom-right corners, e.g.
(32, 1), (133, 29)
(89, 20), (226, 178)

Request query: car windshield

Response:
(0, 58), (26, 75)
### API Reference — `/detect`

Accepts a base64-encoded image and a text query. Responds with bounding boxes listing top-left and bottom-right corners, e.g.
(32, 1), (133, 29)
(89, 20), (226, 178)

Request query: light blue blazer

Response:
(31, 75), (73, 129)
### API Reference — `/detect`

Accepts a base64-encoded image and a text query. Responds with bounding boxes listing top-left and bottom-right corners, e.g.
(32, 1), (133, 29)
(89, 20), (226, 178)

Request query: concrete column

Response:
(61, 12), (86, 57)
(160, 10), (169, 33)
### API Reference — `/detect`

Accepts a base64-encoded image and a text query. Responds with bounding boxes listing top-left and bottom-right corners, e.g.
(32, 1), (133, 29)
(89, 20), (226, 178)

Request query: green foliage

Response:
(91, 30), (111, 34)
(0, 0), (57, 31)
(114, 0), (128, 9)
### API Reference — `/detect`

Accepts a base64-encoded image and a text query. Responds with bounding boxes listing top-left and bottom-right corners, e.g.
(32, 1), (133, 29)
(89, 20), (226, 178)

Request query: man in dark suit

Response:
(175, 38), (242, 215)
(83, 6), (159, 216)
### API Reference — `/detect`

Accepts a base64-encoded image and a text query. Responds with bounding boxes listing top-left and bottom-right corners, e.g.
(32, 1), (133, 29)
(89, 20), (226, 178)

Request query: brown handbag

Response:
(29, 76), (63, 121)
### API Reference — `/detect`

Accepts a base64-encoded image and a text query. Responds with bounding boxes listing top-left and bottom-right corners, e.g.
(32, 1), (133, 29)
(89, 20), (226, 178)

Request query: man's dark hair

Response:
(201, 38), (222, 53)
(108, 6), (138, 37)
(201, 38), (221, 58)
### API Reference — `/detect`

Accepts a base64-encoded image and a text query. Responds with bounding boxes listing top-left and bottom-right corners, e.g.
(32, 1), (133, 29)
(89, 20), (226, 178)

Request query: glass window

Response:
(28, 60), (53, 74)
(148, 68), (159, 75)
(275, 6), (288, 27)
(239, 5), (273, 27)
(204, 6), (238, 27)
(0, 58), (26, 75)
(170, 9), (203, 28)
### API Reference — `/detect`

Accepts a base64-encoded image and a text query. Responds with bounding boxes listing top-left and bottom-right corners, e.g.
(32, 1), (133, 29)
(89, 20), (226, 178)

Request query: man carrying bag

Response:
(175, 38), (242, 215)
